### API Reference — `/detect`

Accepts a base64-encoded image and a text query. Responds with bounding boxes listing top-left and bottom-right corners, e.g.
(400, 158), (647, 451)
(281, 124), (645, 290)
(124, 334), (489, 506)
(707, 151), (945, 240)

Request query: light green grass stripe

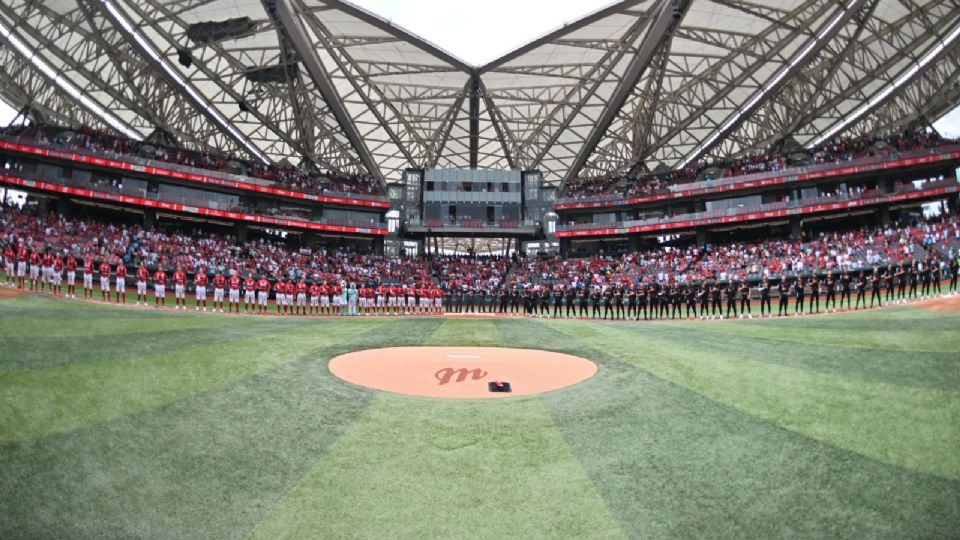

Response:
(425, 318), (507, 346)
(0, 310), (259, 338)
(247, 394), (626, 540)
(0, 319), (388, 443)
(689, 315), (960, 353)
(547, 321), (960, 480)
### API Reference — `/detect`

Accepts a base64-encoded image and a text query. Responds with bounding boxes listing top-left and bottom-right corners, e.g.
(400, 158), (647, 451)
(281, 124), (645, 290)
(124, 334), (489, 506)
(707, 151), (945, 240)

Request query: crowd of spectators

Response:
(3, 197), (957, 299)
(0, 123), (382, 197)
(561, 127), (955, 200)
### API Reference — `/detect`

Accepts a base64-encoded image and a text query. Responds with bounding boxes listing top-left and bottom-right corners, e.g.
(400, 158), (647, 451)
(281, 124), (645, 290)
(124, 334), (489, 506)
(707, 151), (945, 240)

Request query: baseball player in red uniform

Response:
(274, 278), (286, 314)
(15, 244), (27, 289)
(243, 273), (256, 313)
(212, 271), (226, 312)
(153, 267), (167, 307)
(295, 278), (307, 315)
(29, 249), (42, 291)
(51, 255), (63, 296)
(114, 261), (127, 304)
(136, 263), (150, 305)
(82, 255), (94, 298)
(98, 259), (111, 301)
(257, 275), (270, 314)
(173, 266), (187, 309)
(3, 244), (13, 287)
(309, 280), (320, 315)
(194, 268), (208, 311)
(65, 254), (78, 298)
(228, 273), (242, 313)
(41, 251), (53, 292)
(319, 281), (331, 315)
(285, 280), (296, 315)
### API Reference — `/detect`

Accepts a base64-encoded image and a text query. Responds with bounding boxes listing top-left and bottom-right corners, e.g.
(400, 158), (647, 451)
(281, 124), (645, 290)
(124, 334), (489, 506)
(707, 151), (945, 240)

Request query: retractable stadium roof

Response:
(1, 0), (958, 190)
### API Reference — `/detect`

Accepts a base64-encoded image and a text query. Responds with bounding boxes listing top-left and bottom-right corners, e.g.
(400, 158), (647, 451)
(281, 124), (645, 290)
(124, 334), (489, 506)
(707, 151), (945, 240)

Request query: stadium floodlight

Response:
(808, 21), (960, 148)
(677, 0), (863, 170)
(0, 18), (142, 140)
(99, 0), (270, 164)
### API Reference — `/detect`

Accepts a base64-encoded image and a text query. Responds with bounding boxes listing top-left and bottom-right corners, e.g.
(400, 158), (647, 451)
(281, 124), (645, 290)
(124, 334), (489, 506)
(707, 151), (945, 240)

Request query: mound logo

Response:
(434, 367), (488, 385)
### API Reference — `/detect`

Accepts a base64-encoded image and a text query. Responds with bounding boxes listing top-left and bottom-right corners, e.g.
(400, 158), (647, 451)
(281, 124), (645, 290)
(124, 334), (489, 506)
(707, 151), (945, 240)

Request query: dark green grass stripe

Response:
(548, 321), (960, 480)
(0, 318), (393, 443)
(503, 320), (960, 539)
(0, 317), (444, 540)
(591, 320), (960, 390)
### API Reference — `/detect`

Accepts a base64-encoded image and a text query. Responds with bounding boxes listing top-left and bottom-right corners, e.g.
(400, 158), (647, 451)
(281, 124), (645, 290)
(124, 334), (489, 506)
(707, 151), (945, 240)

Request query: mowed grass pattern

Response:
(0, 293), (958, 539)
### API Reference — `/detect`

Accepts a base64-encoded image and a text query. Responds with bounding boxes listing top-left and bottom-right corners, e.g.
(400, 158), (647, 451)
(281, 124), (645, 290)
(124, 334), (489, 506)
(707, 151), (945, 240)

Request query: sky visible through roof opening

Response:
(0, 0), (958, 139)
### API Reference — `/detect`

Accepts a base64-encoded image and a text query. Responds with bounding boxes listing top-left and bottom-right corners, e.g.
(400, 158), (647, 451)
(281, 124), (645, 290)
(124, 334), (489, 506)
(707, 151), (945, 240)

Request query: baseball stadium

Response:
(1, 0), (960, 538)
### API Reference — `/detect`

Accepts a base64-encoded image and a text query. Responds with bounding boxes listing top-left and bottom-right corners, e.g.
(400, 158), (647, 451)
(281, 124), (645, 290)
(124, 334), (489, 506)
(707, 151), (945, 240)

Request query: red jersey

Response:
(244, 277), (256, 291)
(297, 281), (307, 294)
(229, 276), (241, 290)
(83, 258), (93, 274)
(257, 278), (270, 292)
(309, 283), (320, 296)
(137, 267), (149, 281)
(213, 275), (226, 289)
(319, 284), (330, 296)
(53, 258), (63, 272)
(391, 286), (401, 297)
(154, 270), (167, 285)
(274, 280), (285, 293)
(4, 247), (13, 263)
(99, 262), (111, 276)
(17, 246), (27, 262)
(42, 254), (52, 267)
(30, 252), (41, 265)
(333, 284), (342, 296)
(375, 286), (384, 297)
(285, 282), (296, 295)
(173, 271), (186, 285)
(194, 273), (208, 287)
(66, 257), (77, 272)
(115, 264), (126, 278)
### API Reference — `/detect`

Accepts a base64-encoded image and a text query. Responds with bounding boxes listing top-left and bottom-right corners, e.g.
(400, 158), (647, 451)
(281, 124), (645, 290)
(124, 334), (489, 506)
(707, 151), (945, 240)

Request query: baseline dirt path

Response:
(915, 293), (960, 312)
(329, 346), (597, 399)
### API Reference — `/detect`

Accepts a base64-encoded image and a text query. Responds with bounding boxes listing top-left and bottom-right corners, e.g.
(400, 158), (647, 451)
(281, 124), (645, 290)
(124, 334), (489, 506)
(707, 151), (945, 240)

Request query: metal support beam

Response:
(561, 0), (686, 188)
(678, 0), (869, 167)
(469, 73), (480, 168)
(95, 0), (268, 162)
(480, 80), (515, 169)
(275, 0), (381, 178)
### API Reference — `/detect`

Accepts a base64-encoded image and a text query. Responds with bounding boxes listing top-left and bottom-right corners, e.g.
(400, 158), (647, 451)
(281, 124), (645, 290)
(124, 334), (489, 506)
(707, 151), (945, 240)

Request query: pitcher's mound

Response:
(329, 347), (597, 399)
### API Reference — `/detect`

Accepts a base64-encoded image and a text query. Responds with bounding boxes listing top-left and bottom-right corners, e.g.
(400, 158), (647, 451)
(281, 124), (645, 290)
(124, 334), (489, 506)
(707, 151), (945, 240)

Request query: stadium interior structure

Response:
(0, 0), (959, 262)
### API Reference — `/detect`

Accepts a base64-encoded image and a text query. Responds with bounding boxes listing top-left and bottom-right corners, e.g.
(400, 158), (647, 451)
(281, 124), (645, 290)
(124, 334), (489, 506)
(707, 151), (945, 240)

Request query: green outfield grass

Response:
(0, 292), (958, 539)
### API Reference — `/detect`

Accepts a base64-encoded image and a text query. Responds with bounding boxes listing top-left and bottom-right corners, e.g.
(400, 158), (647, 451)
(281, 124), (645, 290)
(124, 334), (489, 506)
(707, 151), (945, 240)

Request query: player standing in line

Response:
(738, 280), (751, 319)
(284, 279), (296, 315)
(3, 244), (14, 287)
(309, 280), (320, 316)
(65, 253), (77, 298)
(823, 271), (836, 312)
(950, 256), (959, 294)
(404, 285), (415, 315)
(173, 266), (188, 310)
(51, 254), (63, 296)
(82, 254), (94, 298)
(869, 267), (882, 308)
(114, 260), (127, 304)
(386, 283), (397, 315)
(41, 251), (52, 292)
(228, 273), (242, 313)
(853, 271), (867, 310)
(695, 282), (707, 320)
(808, 274), (820, 314)
(212, 270), (226, 312)
(153, 266), (167, 307)
(296, 278), (308, 315)
(135, 263), (150, 305)
(16, 243), (29, 289)
(433, 285), (443, 315)
(98, 259), (111, 302)
(931, 259), (942, 296)
(243, 273), (256, 313)
(374, 283), (384, 315)
(839, 269), (852, 310)
(908, 261), (919, 300)
(274, 278), (286, 315)
(190, 267), (206, 312)
(257, 274), (270, 314)
(758, 278), (771, 317)
(883, 265), (895, 304)
(331, 281), (342, 316)
(725, 280), (738, 319)
(28, 248), (41, 291)
(793, 276), (805, 316)
(777, 276), (790, 317)
(319, 281), (331, 315)
(895, 263), (907, 302)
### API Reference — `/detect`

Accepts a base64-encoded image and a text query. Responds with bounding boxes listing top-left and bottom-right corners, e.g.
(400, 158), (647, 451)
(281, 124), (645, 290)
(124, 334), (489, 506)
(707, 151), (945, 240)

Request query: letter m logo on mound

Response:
(434, 367), (488, 386)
